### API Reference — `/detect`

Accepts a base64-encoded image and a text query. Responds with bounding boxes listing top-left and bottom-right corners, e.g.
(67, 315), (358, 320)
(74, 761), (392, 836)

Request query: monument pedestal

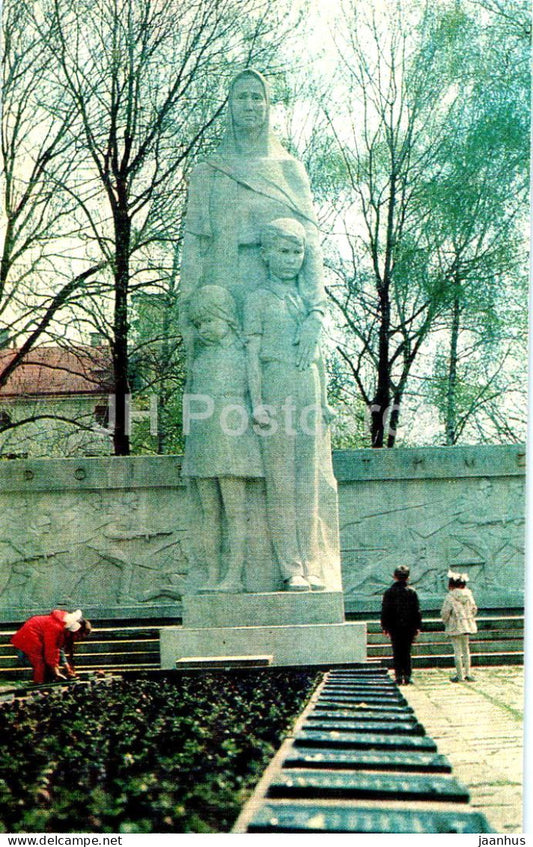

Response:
(160, 591), (367, 668)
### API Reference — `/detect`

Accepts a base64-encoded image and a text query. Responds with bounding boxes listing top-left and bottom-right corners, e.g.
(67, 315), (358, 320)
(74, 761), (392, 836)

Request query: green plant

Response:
(0, 670), (318, 832)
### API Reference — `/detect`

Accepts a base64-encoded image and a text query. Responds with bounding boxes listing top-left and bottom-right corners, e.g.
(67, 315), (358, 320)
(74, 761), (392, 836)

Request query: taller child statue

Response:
(180, 69), (342, 592)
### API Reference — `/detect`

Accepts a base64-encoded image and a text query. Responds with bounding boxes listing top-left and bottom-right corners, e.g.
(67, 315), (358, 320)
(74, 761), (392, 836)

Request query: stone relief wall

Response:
(0, 446), (525, 620)
(335, 445), (525, 611)
(0, 489), (189, 615)
(0, 459), (189, 619)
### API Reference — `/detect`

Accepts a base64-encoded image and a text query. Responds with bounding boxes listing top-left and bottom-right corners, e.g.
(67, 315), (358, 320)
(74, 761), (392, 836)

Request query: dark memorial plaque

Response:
(324, 676), (390, 690)
(307, 708), (416, 721)
(267, 769), (469, 802)
(324, 678), (399, 685)
(326, 682), (395, 688)
(313, 703), (414, 715)
(322, 687), (402, 697)
(327, 670), (389, 677)
(317, 695), (407, 706)
(303, 718), (424, 735)
(282, 746), (452, 772)
(294, 730), (437, 751)
(246, 802), (493, 833)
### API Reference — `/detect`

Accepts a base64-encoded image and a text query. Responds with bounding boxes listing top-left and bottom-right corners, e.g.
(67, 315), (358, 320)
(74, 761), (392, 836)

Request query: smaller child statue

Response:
(244, 218), (340, 592)
(181, 285), (264, 593)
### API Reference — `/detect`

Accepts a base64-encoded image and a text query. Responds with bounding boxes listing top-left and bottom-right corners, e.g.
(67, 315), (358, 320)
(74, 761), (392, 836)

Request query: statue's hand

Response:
(322, 404), (336, 426)
(295, 313), (322, 370)
(253, 405), (271, 428)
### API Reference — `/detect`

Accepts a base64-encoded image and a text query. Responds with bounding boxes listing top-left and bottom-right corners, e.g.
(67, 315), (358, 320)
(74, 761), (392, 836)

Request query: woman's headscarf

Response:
(216, 69), (289, 159)
(183, 69), (324, 314)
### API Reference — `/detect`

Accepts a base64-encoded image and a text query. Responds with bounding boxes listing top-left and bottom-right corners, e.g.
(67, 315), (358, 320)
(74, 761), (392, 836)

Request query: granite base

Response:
(181, 591), (345, 628)
(160, 621), (367, 668)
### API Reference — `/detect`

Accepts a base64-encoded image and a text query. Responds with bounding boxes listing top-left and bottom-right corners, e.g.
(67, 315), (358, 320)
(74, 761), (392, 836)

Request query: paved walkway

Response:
(400, 666), (524, 834)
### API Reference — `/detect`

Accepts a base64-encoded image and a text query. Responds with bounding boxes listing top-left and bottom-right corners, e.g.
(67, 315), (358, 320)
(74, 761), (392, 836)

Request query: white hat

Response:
(447, 570), (469, 585)
(64, 609), (83, 632)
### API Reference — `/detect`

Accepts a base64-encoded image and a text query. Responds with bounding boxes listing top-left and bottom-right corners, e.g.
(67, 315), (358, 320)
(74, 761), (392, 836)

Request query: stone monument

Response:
(161, 68), (366, 666)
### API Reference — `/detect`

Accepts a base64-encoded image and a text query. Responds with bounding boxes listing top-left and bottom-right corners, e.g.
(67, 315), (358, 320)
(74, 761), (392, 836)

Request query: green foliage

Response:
(306, 0), (529, 446)
(325, 353), (370, 448)
(0, 670), (318, 833)
(129, 391), (185, 455)
(129, 289), (186, 454)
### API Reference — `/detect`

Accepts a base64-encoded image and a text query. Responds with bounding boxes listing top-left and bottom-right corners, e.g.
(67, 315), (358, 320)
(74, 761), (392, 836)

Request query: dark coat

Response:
(381, 581), (422, 635)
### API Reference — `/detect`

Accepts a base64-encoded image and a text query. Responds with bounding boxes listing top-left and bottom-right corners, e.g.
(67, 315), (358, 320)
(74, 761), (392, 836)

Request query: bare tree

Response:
(37, 0), (299, 454)
(302, 0), (528, 447)
(316, 1), (463, 446)
(470, 0), (531, 37)
(0, 0), (105, 398)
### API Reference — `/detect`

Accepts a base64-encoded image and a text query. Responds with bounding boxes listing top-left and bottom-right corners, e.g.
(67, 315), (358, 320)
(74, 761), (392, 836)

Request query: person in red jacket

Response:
(11, 609), (84, 684)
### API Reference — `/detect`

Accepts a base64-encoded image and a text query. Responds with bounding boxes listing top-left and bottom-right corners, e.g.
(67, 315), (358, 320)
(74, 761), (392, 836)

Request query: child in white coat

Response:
(440, 570), (478, 682)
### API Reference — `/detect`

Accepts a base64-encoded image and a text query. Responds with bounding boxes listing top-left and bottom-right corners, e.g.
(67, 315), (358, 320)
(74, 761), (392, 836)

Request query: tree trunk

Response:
(112, 195), (131, 456)
(0, 217), (15, 301)
(156, 297), (172, 454)
(445, 291), (461, 446)
(387, 391), (401, 448)
(371, 285), (391, 447)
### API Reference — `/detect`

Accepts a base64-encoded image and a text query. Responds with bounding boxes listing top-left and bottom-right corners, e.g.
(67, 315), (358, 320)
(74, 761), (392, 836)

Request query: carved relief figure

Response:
(340, 476), (524, 599)
(245, 218), (340, 591)
(181, 285), (264, 593)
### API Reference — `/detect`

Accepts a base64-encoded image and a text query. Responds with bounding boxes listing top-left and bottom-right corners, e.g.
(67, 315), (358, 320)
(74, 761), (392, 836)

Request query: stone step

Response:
(176, 654), (273, 669)
(364, 611), (523, 668)
(364, 614), (524, 633)
(0, 626), (162, 643)
(0, 639), (159, 655)
(0, 621), (163, 679)
(368, 639), (524, 657)
(367, 628), (523, 643)
(0, 651), (160, 670)
(410, 652), (523, 668)
(0, 610), (523, 680)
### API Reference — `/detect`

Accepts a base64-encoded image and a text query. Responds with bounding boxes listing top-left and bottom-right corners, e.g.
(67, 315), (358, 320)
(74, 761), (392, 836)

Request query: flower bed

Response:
(0, 669), (318, 833)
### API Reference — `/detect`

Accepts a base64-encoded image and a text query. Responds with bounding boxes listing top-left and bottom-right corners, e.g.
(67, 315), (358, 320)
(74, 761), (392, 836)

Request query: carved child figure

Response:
(182, 285), (263, 592)
(244, 218), (335, 591)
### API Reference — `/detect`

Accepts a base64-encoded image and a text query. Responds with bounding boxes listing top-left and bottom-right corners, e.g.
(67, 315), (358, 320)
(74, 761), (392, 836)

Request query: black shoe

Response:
(403, 677), (412, 684)
(394, 677), (402, 685)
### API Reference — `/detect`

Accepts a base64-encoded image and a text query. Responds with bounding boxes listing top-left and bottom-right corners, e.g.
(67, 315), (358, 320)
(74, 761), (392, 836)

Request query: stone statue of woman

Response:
(180, 68), (325, 372)
(180, 69), (342, 593)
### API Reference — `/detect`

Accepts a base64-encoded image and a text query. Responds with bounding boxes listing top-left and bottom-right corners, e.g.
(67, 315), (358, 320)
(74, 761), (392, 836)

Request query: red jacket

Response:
(11, 610), (68, 669)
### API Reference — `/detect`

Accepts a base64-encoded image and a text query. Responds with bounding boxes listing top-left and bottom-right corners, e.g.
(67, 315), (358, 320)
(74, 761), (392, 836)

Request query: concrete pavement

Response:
(400, 666), (524, 834)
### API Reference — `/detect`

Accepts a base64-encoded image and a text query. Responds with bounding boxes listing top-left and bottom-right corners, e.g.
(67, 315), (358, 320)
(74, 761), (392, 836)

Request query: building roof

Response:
(0, 346), (114, 399)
